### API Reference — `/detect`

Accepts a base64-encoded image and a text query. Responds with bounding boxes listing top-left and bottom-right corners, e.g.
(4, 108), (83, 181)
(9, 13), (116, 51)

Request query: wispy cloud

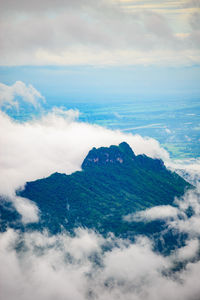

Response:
(0, 81), (45, 109)
(13, 196), (39, 224)
(124, 205), (179, 222)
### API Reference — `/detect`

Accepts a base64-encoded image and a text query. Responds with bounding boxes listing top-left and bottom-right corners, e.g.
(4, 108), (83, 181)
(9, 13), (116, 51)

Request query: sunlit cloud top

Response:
(0, 0), (199, 66)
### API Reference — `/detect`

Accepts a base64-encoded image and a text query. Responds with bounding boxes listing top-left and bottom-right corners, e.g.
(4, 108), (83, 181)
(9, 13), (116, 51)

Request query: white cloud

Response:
(65, 228), (103, 261)
(171, 214), (200, 237)
(0, 99), (169, 198)
(153, 186), (200, 240)
(0, 89), (200, 299)
(124, 185), (200, 240)
(13, 196), (39, 224)
(175, 185), (200, 215)
(166, 158), (200, 185)
(124, 205), (179, 222)
(0, 81), (45, 109)
(0, 227), (200, 300)
(176, 239), (199, 261)
(102, 236), (169, 284)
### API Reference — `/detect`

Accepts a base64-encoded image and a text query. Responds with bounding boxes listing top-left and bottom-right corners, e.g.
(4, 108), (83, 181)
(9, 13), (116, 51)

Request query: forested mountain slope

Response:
(14, 142), (190, 237)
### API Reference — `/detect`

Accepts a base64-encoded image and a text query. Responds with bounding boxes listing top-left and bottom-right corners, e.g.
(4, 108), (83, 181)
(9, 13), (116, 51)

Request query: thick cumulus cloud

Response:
(0, 0), (200, 65)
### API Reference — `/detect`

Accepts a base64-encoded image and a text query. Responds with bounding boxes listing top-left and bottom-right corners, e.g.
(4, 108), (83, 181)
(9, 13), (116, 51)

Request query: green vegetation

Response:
(15, 142), (191, 239)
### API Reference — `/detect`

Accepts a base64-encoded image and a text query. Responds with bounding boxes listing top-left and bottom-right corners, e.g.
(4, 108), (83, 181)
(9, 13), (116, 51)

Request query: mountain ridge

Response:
(82, 142), (165, 171)
(0, 142), (192, 252)
(12, 142), (190, 237)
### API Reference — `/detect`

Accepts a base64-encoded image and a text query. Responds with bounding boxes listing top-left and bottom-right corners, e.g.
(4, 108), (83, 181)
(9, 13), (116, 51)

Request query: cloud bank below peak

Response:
(1, 213), (200, 300)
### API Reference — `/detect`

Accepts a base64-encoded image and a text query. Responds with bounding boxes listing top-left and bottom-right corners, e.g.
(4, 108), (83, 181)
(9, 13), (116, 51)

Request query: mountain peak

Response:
(6, 141), (190, 239)
(81, 142), (164, 172)
(81, 142), (135, 169)
(118, 142), (135, 156)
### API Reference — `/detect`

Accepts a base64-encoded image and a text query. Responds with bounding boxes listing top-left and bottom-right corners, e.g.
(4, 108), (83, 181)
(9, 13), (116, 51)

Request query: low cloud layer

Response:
(124, 205), (179, 222)
(0, 82), (169, 199)
(125, 184), (200, 239)
(1, 81), (200, 299)
(1, 200), (200, 300)
(13, 196), (39, 224)
(167, 158), (200, 186)
(1, 185), (200, 299)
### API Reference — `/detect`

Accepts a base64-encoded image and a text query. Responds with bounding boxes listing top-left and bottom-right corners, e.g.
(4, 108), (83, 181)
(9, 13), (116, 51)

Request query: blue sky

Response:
(0, 65), (200, 103)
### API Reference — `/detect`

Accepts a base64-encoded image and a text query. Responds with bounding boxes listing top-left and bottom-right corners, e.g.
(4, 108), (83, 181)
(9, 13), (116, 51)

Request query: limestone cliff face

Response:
(82, 141), (164, 172)
(82, 142), (136, 169)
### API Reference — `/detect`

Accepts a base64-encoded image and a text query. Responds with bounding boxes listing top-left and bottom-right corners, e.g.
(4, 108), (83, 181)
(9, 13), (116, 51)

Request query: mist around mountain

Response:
(0, 95), (200, 300)
(0, 139), (200, 300)
(1, 0), (200, 295)
(1, 142), (191, 255)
